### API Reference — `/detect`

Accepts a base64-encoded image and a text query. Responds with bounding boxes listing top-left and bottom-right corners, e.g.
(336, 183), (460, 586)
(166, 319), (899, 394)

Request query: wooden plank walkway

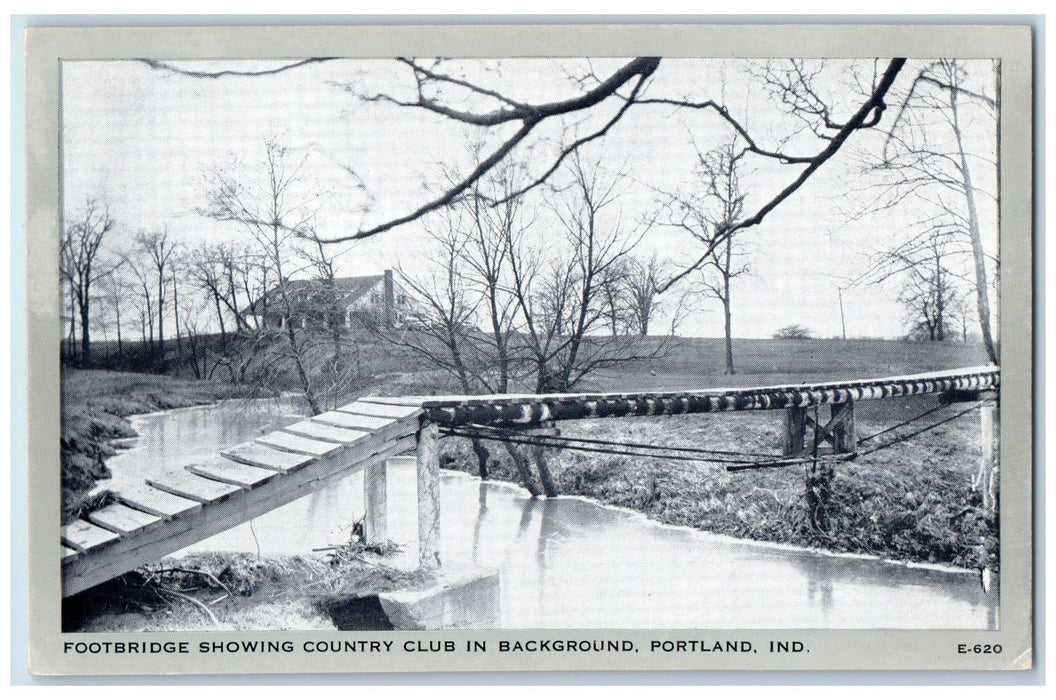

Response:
(61, 400), (423, 597)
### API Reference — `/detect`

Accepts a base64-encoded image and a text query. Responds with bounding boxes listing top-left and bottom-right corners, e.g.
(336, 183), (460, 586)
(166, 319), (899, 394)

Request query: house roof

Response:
(249, 273), (395, 316)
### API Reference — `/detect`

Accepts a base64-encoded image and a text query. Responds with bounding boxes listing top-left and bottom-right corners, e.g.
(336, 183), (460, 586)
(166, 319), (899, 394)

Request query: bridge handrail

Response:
(365, 365), (999, 427)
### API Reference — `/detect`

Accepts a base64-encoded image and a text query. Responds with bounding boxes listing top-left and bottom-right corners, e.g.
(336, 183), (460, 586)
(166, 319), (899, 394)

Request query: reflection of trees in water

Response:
(806, 575), (834, 611)
(787, 549), (997, 626)
(470, 483), (489, 560)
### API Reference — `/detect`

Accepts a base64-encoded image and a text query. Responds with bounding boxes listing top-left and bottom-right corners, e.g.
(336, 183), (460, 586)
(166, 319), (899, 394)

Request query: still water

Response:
(106, 399), (997, 629)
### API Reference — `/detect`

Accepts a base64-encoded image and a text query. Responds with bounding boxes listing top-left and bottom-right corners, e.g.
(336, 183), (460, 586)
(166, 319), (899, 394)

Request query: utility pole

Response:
(838, 287), (847, 340)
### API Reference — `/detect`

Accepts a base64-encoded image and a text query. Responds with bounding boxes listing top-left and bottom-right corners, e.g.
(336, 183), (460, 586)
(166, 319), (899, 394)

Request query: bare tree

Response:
(133, 229), (178, 358)
(61, 198), (117, 363)
(95, 262), (130, 358)
(507, 155), (653, 395)
(382, 163), (529, 482)
(864, 59), (999, 362)
(623, 255), (668, 337)
(663, 140), (751, 374)
(125, 250), (156, 352)
(875, 227), (966, 342)
(202, 139), (328, 414)
(187, 242), (232, 342)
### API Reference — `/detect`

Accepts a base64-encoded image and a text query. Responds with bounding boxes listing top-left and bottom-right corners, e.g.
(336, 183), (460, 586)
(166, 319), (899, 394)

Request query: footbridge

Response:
(61, 365), (999, 597)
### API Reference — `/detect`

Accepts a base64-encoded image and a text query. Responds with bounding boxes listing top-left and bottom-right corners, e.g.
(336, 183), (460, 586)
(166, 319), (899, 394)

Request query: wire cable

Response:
(448, 422), (776, 458)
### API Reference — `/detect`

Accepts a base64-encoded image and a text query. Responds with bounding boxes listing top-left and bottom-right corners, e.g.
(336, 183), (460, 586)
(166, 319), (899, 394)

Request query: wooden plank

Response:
(352, 396), (426, 407)
(256, 431), (344, 457)
(313, 410), (409, 442)
(341, 400), (423, 420)
(85, 503), (163, 537)
(312, 410), (383, 430)
(63, 432), (418, 597)
(186, 457), (279, 489)
(62, 519), (121, 554)
(281, 420), (370, 445)
(222, 442), (315, 473)
(62, 546), (79, 564)
(114, 483), (202, 520)
(146, 470), (243, 504)
(326, 412), (395, 432)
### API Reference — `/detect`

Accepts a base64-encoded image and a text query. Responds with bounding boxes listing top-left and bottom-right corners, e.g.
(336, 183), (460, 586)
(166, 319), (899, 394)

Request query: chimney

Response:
(383, 269), (395, 328)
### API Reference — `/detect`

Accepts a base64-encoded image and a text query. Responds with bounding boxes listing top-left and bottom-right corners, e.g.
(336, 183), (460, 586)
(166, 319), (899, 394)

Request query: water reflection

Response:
(103, 400), (997, 630)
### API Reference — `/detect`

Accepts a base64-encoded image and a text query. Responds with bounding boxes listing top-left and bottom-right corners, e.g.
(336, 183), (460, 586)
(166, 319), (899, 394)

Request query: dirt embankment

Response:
(60, 369), (260, 523)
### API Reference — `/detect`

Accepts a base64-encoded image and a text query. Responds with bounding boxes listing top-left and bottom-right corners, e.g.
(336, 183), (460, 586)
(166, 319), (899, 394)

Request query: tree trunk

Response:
(286, 322), (321, 415)
(172, 274), (182, 353)
(470, 438), (491, 480)
(157, 276), (165, 358)
(504, 442), (544, 498)
(115, 299), (123, 356)
(723, 296), (735, 375)
(79, 293), (91, 365)
(213, 291), (227, 342)
(950, 72), (998, 364)
(530, 425), (560, 497)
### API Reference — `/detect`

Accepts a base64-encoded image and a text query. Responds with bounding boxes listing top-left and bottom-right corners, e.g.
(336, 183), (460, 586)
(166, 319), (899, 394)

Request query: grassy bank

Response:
(60, 369), (260, 522)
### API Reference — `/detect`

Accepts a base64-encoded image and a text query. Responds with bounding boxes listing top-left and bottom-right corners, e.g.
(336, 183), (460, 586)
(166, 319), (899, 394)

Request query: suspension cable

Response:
(448, 422), (776, 458)
(440, 401), (984, 473)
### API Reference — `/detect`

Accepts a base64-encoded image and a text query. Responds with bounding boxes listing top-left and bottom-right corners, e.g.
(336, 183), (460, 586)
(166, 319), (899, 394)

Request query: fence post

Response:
(363, 458), (388, 547)
(417, 420), (441, 570)
(976, 401), (999, 518)
(783, 406), (807, 457)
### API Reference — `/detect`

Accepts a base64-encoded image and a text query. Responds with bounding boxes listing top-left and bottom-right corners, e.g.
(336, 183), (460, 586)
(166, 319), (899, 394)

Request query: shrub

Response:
(773, 324), (814, 340)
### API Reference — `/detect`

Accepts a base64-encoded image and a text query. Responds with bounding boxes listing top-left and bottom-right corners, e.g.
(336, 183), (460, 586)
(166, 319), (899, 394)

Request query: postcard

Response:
(23, 22), (1033, 674)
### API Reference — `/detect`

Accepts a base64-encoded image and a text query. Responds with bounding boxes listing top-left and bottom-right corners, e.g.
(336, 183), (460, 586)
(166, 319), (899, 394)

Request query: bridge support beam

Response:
(782, 407), (808, 457)
(975, 401), (999, 518)
(782, 402), (857, 457)
(417, 420), (441, 570)
(363, 459), (388, 546)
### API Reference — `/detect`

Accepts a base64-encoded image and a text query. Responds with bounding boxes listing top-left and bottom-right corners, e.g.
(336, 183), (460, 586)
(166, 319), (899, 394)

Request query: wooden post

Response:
(783, 407), (807, 457)
(976, 401), (999, 518)
(416, 420), (441, 570)
(363, 458), (388, 546)
(831, 401), (857, 455)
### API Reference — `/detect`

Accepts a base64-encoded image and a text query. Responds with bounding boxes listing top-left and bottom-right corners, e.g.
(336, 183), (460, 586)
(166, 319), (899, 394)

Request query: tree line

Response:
(64, 58), (1000, 427)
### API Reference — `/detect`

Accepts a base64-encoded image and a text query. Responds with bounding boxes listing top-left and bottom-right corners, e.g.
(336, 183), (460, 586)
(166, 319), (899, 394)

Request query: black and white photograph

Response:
(24, 23), (1033, 674)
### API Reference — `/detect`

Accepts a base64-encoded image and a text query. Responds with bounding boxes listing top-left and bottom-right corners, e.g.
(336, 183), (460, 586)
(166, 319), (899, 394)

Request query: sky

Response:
(60, 57), (999, 340)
